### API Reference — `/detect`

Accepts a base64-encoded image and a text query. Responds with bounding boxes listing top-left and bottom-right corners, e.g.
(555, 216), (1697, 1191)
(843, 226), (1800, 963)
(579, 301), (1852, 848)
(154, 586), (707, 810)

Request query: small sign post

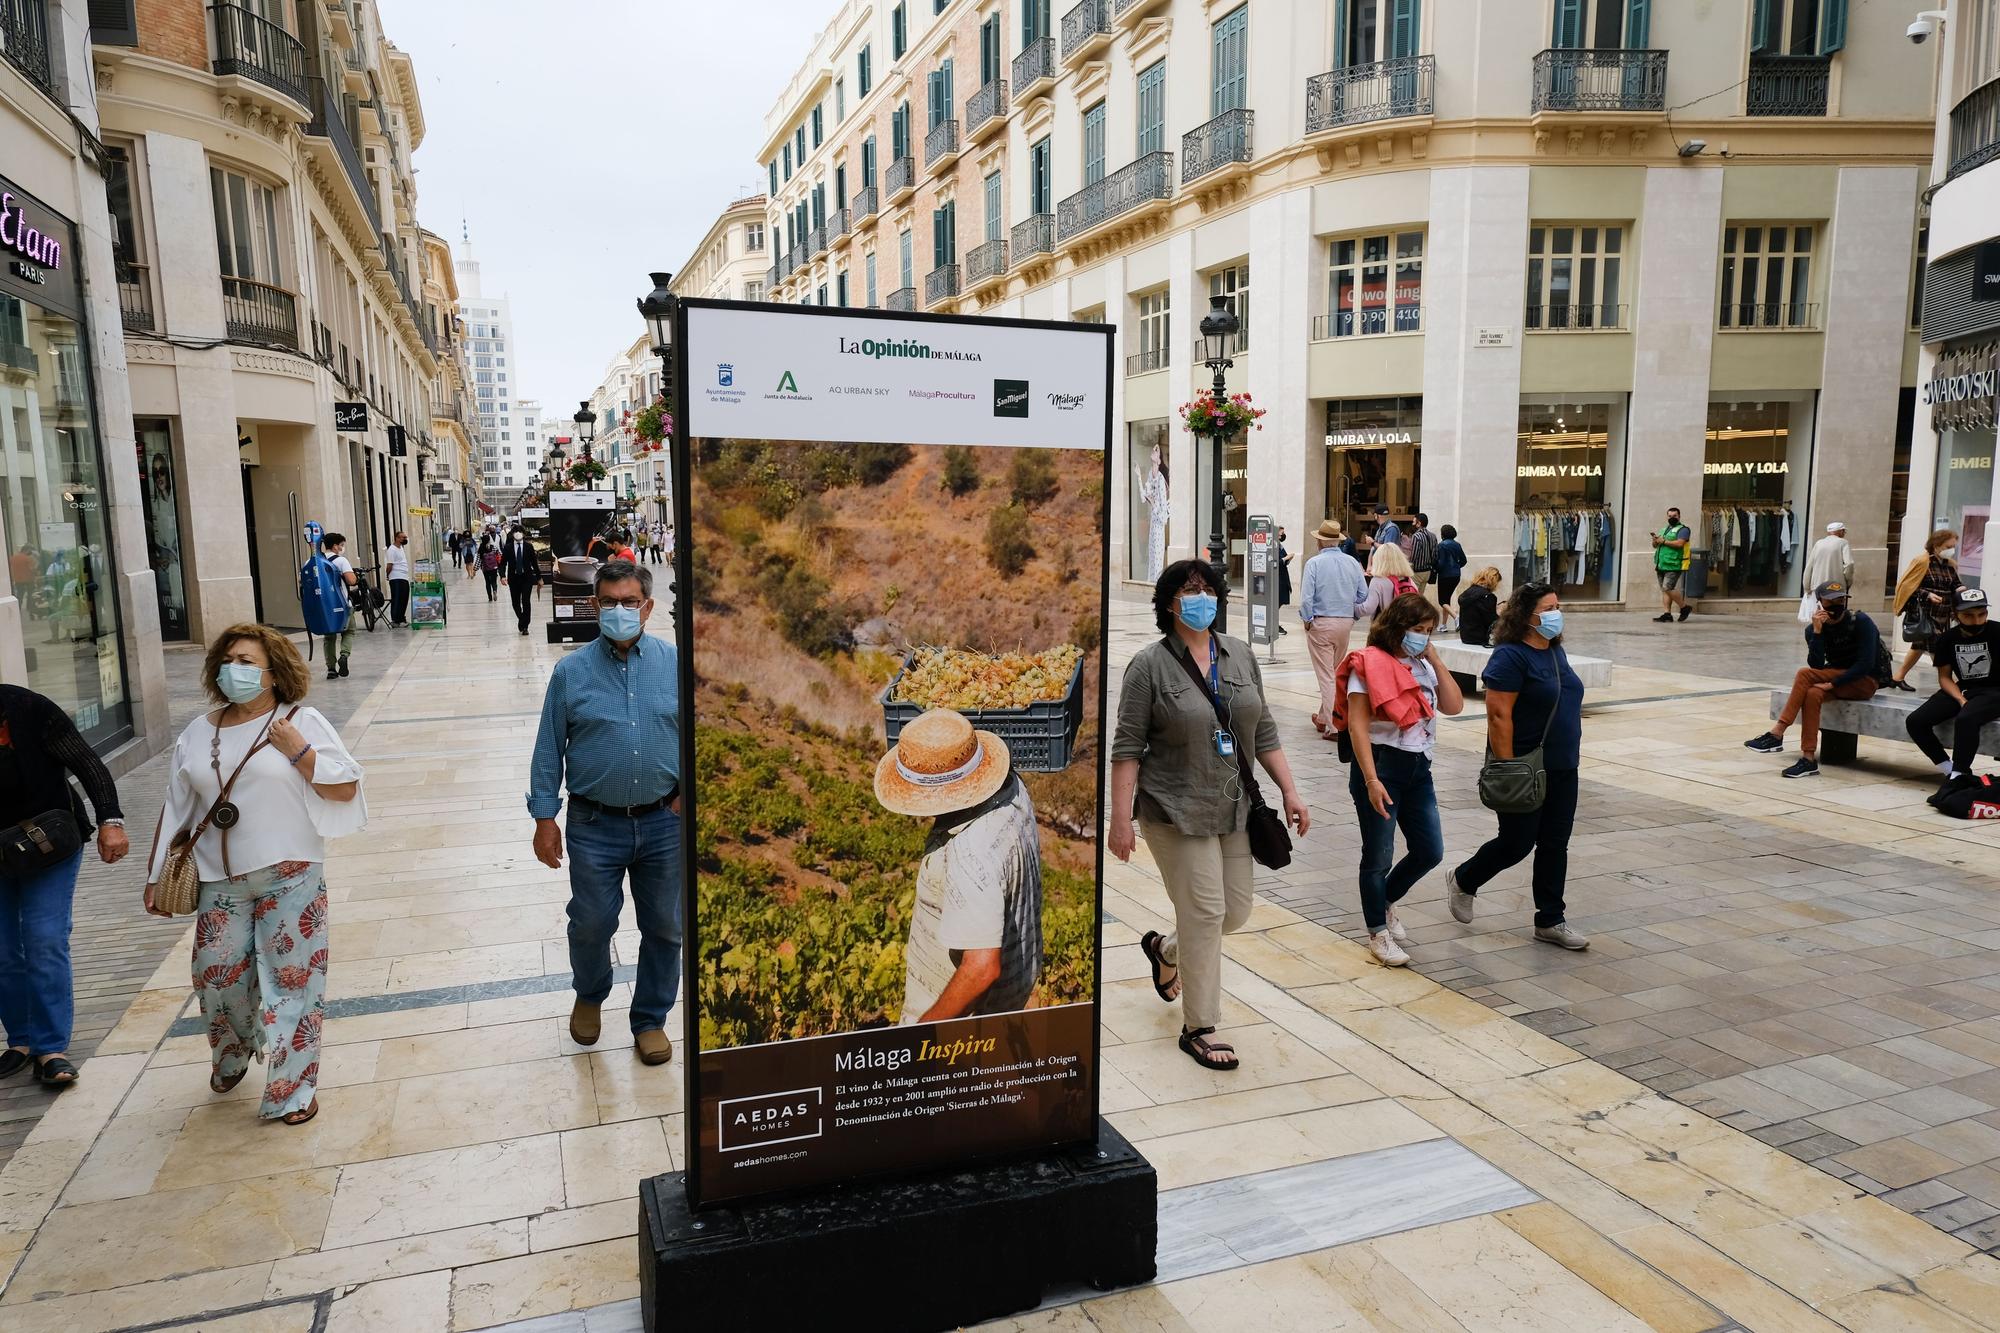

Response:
(1247, 515), (1282, 663)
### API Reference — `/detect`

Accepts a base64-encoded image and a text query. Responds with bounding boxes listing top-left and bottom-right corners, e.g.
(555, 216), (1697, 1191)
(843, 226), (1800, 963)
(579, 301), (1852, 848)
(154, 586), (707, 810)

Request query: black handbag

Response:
(1173, 641), (1293, 870)
(1478, 649), (1562, 816)
(0, 808), (82, 875)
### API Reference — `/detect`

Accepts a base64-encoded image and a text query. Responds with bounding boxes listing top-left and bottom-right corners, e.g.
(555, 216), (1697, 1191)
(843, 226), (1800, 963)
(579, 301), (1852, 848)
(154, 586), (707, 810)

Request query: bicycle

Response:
(350, 564), (388, 632)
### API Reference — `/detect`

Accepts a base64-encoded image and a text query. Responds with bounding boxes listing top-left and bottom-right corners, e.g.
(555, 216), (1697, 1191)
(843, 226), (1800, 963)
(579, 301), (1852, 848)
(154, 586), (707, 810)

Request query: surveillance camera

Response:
(1909, 18), (1932, 43)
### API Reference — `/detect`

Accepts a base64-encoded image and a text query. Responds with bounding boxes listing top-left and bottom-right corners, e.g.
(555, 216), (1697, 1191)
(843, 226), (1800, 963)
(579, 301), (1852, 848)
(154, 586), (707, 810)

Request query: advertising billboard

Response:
(676, 301), (1112, 1207)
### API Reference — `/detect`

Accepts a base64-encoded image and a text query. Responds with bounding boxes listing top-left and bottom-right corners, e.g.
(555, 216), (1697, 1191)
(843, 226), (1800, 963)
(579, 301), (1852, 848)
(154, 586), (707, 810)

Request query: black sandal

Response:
(1140, 931), (1180, 1002)
(0, 1050), (28, 1080)
(1178, 1027), (1239, 1072)
(211, 1067), (248, 1095)
(280, 1099), (319, 1127)
(33, 1056), (77, 1087)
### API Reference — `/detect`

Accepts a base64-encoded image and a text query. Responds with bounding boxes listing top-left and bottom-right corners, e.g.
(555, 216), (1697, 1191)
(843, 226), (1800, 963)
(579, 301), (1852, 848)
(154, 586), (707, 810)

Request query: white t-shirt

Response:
(1347, 654), (1439, 755)
(147, 706), (368, 883)
(900, 776), (1043, 1023)
(383, 545), (410, 581)
(328, 554), (354, 608)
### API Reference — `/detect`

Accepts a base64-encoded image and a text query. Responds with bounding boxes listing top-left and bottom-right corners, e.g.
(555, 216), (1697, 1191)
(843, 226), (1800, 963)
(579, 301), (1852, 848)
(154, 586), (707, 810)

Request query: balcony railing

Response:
(221, 275), (300, 350)
(1949, 78), (2000, 181)
(808, 223), (828, 257)
(967, 80), (1007, 138)
(1014, 36), (1054, 94)
(1525, 302), (1628, 331)
(852, 185), (879, 221)
(766, 262), (781, 288)
(304, 76), (382, 236)
(886, 286), (917, 312)
(828, 207), (851, 246)
(117, 263), (155, 333)
(925, 118), (960, 170)
(1313, 308), (1423, 339)
(1113, 0), (1167, 23)
(967, 238), (1008, 285)
(1183, 107), (1252, 184)
(885, 154), (917, 199)
(1746, 54), (1830, 116)
(1011, 213), (1055, 260)
(924, 264), (961, 306)
(1531, 49), (1666, 113)
(210, 3), (309, 107)
(1061, 0), (1110, 62)
(0, 0), (55, 99)
(1126, 347), (1166, 375)
(1720, 300), (1821, 331)
(1306, 55), (1436, 133)
(1057, 151), (1172, 243)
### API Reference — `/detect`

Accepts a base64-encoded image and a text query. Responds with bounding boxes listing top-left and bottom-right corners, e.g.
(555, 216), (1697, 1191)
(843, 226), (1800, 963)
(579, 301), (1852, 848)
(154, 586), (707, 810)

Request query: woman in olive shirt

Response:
(1109, 560), (1310, 1071)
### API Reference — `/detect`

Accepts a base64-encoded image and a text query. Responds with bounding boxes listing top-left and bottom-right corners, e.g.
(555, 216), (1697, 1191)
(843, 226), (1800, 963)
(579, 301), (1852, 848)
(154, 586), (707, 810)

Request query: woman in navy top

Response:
(1445, 583), (1590, 950)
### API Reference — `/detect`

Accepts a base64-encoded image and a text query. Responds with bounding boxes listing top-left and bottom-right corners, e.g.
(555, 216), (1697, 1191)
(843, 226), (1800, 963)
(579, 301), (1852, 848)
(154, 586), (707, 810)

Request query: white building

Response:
(673, 194), (771, 303)
(760, 0), (1935, 609)
(1910, 1), (2000, 593)
(460, 239), (532, 511)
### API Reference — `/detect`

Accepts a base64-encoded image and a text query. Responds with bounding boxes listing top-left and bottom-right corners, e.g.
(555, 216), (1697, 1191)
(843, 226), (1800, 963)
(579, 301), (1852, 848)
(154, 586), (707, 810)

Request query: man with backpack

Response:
(1744, 580), (1889, 779)
(1907, 588), (2000, 804)
(315, 531), (357, 680)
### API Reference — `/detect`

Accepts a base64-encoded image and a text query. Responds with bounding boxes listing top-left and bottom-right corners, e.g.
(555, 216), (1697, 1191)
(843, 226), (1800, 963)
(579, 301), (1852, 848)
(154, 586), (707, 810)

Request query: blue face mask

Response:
(599, 605), (644, 642)
(1177, 592), (1218, 631)
(1535, 609), (1565, 639)
(216, 663), (268, 704)
(1401, 631), (1430, 657)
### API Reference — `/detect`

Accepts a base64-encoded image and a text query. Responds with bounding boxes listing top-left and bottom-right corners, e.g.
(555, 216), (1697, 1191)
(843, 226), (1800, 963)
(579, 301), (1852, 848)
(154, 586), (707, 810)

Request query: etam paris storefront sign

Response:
(0, 174), (80, 319)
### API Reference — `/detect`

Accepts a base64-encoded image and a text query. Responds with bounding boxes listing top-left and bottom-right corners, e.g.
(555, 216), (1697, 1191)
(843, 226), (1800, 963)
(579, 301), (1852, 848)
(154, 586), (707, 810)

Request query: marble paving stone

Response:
(1368, 1212), (1658, 1331)
(324, 1269), (453, 1333)
(1139, 1099), (1443, 1192)
(322, 1135), (565, 1250)
(448, 1238), (637, 1332)
(1490, 1201), (1722, 1333)
(263, 1218), (532, 1300)
(559, 1118), (673, 1208)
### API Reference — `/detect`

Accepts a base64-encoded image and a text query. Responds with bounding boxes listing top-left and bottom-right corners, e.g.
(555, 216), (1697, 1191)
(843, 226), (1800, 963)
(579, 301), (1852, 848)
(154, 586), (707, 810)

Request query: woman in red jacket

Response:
(1335, 594), (1464, 967)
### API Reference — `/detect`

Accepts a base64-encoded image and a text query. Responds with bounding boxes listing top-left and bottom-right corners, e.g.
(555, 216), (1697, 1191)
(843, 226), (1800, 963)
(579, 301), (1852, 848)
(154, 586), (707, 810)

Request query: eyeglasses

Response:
(598, 595), (646, 608)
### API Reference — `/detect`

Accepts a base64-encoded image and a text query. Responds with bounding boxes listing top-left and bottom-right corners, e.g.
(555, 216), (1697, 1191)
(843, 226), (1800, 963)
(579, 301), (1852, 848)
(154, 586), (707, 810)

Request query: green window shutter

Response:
(1552, 0), (1582, 47)
(1390, 0), (1419, 59)
(1751, 0), (1773, 53)
(768, 161), (778, 195)
(1819, 0), (1847, 53)
(1334, 0), (1349, 68)
(946, 201), (956, 261)
(89, 0), (138, 45)
(1625, 0), (1649, 47)
(933, 209), (945, 266)
(835, 166), (847, 209)
(1212, 6), (1248, 115)
(943, 59), (954, 114)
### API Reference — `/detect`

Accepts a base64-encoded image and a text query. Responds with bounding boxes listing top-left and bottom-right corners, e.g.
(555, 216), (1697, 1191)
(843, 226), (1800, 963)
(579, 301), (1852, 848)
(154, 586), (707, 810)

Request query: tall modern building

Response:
(761, 0), (1934, 609)
(459, 238), (530, 511)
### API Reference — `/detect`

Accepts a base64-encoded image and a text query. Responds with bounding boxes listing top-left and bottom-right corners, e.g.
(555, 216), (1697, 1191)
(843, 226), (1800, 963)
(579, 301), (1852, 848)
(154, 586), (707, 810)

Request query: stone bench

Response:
(1768, 688), (2000, 766)
(1436, 641), (1615, 696)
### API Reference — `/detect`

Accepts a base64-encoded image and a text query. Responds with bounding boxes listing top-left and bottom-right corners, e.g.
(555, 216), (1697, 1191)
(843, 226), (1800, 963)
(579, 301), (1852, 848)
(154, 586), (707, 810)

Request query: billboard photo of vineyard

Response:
(690, 436), (1105, 1051)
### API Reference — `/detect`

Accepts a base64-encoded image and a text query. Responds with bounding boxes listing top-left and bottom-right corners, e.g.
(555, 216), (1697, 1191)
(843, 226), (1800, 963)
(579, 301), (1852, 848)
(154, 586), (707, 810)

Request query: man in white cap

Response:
(876, 709), (1043, 1023)
(1799, 521), (1855, 624)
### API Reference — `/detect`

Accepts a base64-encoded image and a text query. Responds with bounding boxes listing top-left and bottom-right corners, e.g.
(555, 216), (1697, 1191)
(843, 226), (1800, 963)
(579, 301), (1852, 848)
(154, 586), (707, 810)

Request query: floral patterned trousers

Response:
(192, 861), (328, 1119)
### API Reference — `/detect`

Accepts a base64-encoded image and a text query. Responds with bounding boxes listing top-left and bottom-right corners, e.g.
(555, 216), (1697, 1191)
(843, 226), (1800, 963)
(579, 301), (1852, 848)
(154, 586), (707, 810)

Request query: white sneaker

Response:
(1447, 869), (1476, 924)
(1385, 909), (1409, 943)
(1368, 932), (1410, 967)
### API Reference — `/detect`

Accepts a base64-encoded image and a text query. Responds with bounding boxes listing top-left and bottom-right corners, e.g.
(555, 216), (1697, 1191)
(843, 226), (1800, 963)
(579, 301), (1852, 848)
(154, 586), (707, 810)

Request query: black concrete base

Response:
(638, 1120), (1156, 1333)
(1821, 729), (1859, 765)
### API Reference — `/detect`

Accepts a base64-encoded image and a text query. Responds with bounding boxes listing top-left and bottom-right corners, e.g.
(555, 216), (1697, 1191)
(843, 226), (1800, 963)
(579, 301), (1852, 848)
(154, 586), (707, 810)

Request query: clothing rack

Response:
(1514, 505), (1615, 589)
(1701, 502), (1795, 593)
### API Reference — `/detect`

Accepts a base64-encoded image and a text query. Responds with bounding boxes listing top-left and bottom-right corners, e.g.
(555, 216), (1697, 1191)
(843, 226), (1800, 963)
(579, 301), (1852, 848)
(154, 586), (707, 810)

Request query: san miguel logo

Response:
(993, 379), (1030, 418)
(0, 192), (61, 271)
(719, 1086), (824, 1152)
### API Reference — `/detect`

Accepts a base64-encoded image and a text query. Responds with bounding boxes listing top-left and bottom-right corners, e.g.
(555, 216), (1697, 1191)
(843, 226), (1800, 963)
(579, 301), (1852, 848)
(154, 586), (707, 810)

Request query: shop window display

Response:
(1324, 396), (1421, 539)
(1127, 418), (1169, 581)
(136, 419), (188, 639)
(1928, 342), (1998, 589)
(1514, 399), (1623, 600)
(1701, 398), (1811, 598)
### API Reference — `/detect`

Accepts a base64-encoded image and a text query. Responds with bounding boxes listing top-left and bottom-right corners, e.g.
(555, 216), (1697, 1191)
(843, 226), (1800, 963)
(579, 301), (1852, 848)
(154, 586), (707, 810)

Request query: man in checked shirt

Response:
(528, 561), (682, 1067)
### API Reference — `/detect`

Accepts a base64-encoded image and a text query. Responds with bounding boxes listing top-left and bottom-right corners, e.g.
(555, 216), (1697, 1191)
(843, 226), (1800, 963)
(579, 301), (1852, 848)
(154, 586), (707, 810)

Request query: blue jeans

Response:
(1347, 748), (1444, 933)
(0, 849), (82, 1055)
(565, 803), (682, 1034)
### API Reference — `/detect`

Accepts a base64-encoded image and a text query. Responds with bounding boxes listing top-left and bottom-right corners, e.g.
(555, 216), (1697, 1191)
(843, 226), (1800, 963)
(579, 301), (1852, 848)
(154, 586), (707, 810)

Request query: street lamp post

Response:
(637, 270), (677, 532)
(573, 400), (597, 490)
(1198, 294), (1241, 633)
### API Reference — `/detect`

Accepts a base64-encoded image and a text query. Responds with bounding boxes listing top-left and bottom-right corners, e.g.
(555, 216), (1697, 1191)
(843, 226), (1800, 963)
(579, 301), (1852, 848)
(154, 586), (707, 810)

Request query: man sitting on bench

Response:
(1908, 587), (2000, 805)
(1745, 580), (1888, 780)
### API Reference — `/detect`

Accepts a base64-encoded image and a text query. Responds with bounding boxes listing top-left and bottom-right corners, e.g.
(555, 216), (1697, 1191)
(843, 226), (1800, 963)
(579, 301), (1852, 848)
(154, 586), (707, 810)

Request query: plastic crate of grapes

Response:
(881, 646), (1085, 773)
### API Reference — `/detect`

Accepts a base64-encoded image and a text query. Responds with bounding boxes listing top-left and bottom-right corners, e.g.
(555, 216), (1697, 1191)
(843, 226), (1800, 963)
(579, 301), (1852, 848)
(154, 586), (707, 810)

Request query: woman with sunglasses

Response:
(1445, 583), (1589, 951)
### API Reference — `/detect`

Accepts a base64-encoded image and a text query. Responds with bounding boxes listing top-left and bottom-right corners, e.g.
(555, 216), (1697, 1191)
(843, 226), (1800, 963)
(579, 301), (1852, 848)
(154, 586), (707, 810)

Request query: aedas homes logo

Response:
(764, 370), (812, 403)
(993, 379), (1030, 418)
(719, 1086), (824, 1152)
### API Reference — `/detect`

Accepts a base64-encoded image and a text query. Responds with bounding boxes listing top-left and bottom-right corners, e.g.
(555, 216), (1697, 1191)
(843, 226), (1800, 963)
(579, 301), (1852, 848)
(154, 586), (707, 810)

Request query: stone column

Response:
(1247, 189), (1315, 554)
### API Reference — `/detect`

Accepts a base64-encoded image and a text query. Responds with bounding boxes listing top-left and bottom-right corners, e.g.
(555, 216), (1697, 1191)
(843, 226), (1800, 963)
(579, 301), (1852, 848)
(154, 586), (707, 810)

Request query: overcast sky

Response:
(382, 0), (826, 419)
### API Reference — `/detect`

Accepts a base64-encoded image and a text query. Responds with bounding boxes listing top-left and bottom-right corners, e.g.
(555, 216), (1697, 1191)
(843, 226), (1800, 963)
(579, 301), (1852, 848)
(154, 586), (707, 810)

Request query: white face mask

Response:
(1943, 547), (1959, 559)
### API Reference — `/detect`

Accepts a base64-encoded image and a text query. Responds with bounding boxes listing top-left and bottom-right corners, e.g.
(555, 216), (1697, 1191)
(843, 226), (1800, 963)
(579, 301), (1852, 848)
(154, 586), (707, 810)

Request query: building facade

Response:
(0, 0), (168, 765)
(460, 243), (530, 512)
(673, 194), (771, 303)
(1911, 0), (2000, 594)
(422, 227), (479, 531)
(760, 0), (1933, 608)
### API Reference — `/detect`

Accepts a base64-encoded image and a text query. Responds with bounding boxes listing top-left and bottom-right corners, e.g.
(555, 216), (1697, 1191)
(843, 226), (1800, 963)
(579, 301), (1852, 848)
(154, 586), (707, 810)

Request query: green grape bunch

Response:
(892, 645), (1084, 711)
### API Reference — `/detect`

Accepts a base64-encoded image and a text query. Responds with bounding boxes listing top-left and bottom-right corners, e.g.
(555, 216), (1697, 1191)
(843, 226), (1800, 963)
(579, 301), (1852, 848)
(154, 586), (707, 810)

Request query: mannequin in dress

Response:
(1141, 444), (1171, 582)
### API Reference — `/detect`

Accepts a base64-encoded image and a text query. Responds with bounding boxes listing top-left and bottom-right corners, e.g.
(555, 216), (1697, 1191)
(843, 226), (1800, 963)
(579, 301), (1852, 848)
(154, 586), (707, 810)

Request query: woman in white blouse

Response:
(144, 624), (365, 1126)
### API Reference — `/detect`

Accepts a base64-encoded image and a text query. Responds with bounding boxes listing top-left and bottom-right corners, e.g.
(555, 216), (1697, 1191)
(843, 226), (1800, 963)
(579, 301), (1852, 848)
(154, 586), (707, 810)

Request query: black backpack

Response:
(1937, 775), (2000, 820)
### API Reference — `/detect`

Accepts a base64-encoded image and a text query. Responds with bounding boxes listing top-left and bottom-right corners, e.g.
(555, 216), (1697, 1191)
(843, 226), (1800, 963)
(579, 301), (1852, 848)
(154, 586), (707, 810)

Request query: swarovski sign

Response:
(1925, 342), (1998, 434)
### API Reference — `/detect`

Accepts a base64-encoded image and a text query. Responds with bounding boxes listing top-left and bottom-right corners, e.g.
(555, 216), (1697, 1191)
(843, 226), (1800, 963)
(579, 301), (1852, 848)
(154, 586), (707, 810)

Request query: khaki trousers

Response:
(1141, 819), (1254, 1031)
(1305, 618), (1353, 726)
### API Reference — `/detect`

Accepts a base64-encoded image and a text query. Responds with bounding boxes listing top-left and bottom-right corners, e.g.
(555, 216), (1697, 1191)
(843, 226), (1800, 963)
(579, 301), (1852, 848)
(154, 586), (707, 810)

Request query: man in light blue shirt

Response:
(1299, 520), (1369, 733)
(528, 561), (683, 1066)
(1372, 506), (1401, 551)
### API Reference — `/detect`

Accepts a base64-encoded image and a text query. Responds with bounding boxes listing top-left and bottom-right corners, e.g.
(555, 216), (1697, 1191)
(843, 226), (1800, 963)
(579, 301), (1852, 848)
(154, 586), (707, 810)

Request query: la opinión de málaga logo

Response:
(838, 336), (984, 363)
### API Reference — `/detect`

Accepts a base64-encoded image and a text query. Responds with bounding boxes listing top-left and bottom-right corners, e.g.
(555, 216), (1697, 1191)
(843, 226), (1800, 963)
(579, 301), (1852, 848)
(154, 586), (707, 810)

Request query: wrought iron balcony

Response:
(925, 265), (961, 306)
(767, 262), (781, 288)
(303, 76), (382, 238)
(808, 223), (828, 258)
(1113, 0), (1168, 26)
(1719, 299), (1820, 331)
(118, 263), (155, 334)
(1746, 54), (1830, 116)
(0, 0), (55, 99)
(827, 207), (852, 248)
(886, 286), (917, 312)
(1061, 0), (1111, 64)
(885, 154), (917, 201)
(210, 2), (309, 107)
(967, 238), (1008, 286)
(1183, 107), (1252, 185)
(1949, 78), (2000, 181)
(1014, 37), (1054, 97)
(967, 80), (1008, 142)
(1011, 213), (1055, 260)
(1530, 48), (1667, 113)
(221, 276), (301, 350)
(1126, 347), (1166, 375)
(1306, 55), (1436, 133)
(851, 185), (879, 222)
(925, 118), (960, 171)
(1525, 301), (1628, 332)
(1057, 151), (1172, 243)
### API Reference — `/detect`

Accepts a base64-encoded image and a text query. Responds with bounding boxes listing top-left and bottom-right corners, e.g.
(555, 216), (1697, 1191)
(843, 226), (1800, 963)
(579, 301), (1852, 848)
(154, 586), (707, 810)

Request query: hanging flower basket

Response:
(567, 459), (607, 486)
(633, 398), (671, 448)
(1178, 390), (1266, 438)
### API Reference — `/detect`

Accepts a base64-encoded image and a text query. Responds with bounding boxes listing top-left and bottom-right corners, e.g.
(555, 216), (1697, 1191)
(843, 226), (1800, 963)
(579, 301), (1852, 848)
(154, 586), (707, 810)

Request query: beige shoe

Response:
(634, 1029), (673, 1066)
(1385, 909), (1409, 944)
(1534, 923), (1591, 951)
(569, 999), (602, 1047)
(1367, 932), (1410, 968)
